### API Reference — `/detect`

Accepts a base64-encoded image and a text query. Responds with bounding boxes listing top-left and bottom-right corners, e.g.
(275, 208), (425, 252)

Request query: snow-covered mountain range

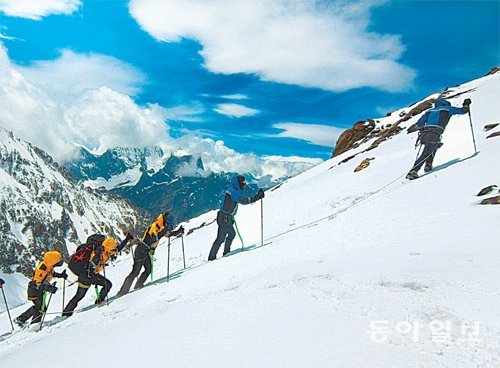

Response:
(0, 70), (499, 367)
(0, 128), (148, 277)
(65, 147), (265, 221)
(65, 146), (317, 222)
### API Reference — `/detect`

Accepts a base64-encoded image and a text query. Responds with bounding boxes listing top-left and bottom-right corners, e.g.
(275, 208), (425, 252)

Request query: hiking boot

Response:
(424, 163), (432, 172)
(406, 170), (419, 180)
(14, 317), (25, 327)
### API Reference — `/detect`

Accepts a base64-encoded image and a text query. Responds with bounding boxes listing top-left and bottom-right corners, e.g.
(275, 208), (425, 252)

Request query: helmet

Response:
(43, 250), (63, 267)
(102, 238), (117, 251)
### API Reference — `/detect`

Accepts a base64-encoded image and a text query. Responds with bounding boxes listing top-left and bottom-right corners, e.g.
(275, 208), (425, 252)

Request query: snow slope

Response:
(0, 72), (499, 367)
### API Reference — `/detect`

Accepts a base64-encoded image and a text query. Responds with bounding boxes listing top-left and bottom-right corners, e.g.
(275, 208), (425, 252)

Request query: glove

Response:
(44, 283), (58, 294)
(178, 226), (185, 234)
(59, 270), (68, 279)
(149, 248), (156, 256)
(257, 188), (265, 200)
(463, 98), (472, 107)
(125, 232), (134, 241)
(0, 278), (4, 287)
(250, 189), (264, 203)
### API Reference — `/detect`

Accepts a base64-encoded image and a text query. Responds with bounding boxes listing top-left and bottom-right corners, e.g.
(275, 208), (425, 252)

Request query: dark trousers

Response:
(412, 130), (441, 172)
(63, 272), (112, 316)
(208, 211), (236, 260)
(17, 281), (44, 324)
(118, 245), (152, 295)
(17, 298), (43, 324)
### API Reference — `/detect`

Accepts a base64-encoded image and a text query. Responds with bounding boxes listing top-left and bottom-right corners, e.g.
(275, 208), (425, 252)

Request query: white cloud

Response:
(220, 93), (248, 100)
(0, 0), (81, 20)
(0, 42), (319, 181)
(0, 43), (165, 161)
(170, 136), (321, 180)
(19, 49), (146, 101)
(162, 103), (205, 122)
(273, 122), (344, 147)
(214, 103), (260, 118)
(64, 87), (169, 154)
(129, 0), (415, 92)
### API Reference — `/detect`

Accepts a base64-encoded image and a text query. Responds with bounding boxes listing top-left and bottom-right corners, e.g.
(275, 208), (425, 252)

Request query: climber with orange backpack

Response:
(62, 233), (132, 317)
(14, 250), (67, 326)
(117, 212), (184, 296)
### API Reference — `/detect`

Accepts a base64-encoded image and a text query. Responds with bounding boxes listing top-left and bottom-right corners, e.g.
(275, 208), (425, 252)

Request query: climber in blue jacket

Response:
(208, 175), (264, 260)
(406, 97), (471, 180)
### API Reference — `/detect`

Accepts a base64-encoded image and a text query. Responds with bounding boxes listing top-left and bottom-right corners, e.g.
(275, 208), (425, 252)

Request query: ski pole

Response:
(1, 287), (14, 332)
(260, 197), (264, 248)
(467, 109), (477, 154)
(167, 237), (171, 282)
(181, 235), (186, 269)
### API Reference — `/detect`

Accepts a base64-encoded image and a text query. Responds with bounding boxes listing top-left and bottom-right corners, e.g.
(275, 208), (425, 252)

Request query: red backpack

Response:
(69, 234), (105, 272)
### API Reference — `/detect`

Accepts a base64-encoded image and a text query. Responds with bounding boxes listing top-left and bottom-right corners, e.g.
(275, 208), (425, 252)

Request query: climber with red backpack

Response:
(62, 233), (133, 317)
(14, 250), (67, 326)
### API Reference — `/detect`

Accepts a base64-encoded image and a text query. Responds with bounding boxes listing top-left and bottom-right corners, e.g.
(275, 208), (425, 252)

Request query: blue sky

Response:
(0, 0), (498, 161)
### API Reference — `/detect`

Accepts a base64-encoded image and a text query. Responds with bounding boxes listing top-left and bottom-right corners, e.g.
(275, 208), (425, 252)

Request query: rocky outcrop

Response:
(354, 158), (375, 172)
(483, 123), (499, 131)
(486, 132), (500, 139)
(480, 196), (500, 205)
(477, 185), (498, 196)
(332, 120), (375, 157)
(485, 66), (500, 76)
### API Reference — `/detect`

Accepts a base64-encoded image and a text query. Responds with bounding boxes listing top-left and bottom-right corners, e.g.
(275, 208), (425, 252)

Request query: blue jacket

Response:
(219, 176), (252, 216)
(416, 98), (467, 133)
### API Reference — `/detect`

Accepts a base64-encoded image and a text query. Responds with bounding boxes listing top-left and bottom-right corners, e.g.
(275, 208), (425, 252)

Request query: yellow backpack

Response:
(142, 214), (165, 250)
(32, 250), (62, 285)
(90, 238), (117, 274)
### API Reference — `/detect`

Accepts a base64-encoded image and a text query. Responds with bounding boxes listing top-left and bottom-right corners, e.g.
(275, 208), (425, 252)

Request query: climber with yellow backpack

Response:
(117, 212), (184, 296)
(62, 233), (132, 317)
(14, 250), (67, 326)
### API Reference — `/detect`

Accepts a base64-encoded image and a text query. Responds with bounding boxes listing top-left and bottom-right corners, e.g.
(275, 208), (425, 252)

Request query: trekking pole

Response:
(167, 237), (171, 282)
(103, 264), (109, 306)
(39, 292), (54, 331)
(260, 197), (264, 248)
(467, 109), (478, 154)
(1, 287), (14, 332)
(181, 235), (186, 269)
(233, 217), (244, 250)
(62, 278), (66, 312)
